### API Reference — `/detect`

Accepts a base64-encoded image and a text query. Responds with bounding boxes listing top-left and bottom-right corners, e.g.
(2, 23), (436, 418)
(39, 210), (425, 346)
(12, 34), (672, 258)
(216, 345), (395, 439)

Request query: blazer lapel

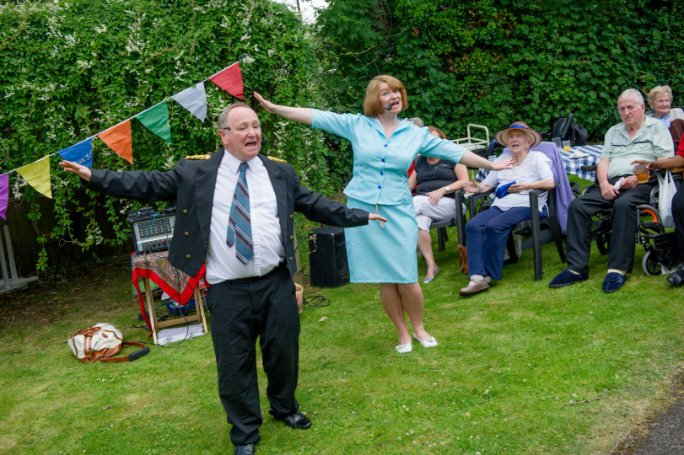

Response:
(195, 150), (223, 248)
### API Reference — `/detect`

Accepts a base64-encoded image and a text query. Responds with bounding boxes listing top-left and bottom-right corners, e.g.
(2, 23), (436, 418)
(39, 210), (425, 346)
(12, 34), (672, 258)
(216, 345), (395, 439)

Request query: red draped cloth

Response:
(131, 251), (206, 331)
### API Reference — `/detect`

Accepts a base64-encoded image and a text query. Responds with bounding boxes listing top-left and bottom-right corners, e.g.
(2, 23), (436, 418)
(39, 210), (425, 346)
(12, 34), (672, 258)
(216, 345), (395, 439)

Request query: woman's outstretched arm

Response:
(253, 91), (313, 126)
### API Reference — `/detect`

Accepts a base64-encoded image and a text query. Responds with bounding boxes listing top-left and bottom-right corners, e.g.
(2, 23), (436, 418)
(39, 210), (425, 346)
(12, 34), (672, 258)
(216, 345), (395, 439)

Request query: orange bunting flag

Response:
(98, 120), (133, 163)
(16, 156), (52, 199)
(209, 63), (244, 100)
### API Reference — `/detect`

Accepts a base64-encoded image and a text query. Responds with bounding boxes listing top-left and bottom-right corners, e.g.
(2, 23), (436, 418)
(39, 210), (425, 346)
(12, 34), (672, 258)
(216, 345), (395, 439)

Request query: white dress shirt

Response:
(205, 150), (284, 284)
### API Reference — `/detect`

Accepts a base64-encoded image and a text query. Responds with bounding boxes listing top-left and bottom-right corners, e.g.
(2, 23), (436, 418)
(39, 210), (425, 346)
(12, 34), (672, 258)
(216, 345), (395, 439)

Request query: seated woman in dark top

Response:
(409, 126), (469, 284)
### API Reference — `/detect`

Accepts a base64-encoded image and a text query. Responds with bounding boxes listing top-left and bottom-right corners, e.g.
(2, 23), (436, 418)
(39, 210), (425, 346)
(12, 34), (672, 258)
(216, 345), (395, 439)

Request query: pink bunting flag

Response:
(209, 63), (244, 100)
(98, 120), (133, 163)
(0, 173), (9, 220)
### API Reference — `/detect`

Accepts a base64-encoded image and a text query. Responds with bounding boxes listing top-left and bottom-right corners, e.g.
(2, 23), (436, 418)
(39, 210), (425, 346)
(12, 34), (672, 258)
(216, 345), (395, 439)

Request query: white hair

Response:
(618, 88), (644, 105)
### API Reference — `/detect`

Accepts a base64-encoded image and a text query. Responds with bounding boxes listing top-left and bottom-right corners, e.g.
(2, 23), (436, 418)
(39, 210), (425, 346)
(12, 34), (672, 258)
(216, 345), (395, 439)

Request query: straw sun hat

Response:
(494, 121), (542, 148)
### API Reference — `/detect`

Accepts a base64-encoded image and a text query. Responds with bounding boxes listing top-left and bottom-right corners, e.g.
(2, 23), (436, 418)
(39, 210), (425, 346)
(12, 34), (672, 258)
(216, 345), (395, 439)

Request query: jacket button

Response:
(289, 235), (294, 240)
(184, 231), (189, 236)
(288, 257), (293, 261)
(185, 254), (192, 259)
(182, 209), (188, 214)
(289, 214), (293, 219)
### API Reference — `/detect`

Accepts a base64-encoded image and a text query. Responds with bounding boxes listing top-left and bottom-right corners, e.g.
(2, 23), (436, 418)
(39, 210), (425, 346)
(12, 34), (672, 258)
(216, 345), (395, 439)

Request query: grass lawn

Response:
(1, 226), (682, 454)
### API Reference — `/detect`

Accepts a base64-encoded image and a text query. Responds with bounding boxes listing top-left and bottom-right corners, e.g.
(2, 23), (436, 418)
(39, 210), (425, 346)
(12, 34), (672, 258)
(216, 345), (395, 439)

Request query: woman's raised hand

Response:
(491, 157), (515, 171)
(253, 91), (277, 113)
(252, 91), (313, 125)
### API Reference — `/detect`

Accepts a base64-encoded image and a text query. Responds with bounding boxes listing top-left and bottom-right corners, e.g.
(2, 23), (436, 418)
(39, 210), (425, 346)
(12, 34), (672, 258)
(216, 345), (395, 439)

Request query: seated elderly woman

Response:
(459, 121), (555, 296)
(409, 126), (469, 284)
(649, 86), (684, 149)
(647, 85), (684, 128)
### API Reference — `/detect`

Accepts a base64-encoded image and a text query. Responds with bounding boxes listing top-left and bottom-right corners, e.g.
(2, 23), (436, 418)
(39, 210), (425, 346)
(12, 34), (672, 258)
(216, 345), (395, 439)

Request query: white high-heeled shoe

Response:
(422, 266), (440, 284)
(413, 333), (438, 348)
(395, 341), (412, 353)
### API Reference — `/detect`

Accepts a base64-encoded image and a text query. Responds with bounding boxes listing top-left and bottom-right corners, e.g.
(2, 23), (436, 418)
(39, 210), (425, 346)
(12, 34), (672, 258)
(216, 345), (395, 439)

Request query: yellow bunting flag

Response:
(98, 119), (133, 163)
(16, 156), (52, 199)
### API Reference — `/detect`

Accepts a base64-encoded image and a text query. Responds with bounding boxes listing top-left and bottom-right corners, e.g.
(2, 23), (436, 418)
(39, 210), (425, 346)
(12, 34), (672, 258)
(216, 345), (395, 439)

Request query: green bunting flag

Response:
(135, 101), (172, 143)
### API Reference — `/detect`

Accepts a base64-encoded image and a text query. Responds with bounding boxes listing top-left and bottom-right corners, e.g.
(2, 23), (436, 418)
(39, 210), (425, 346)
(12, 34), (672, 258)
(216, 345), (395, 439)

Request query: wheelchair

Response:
(584, 172), (680, 275)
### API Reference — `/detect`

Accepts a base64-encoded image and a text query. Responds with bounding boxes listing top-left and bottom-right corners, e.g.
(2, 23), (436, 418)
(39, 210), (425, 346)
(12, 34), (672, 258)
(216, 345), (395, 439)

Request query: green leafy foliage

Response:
(317, 0), (682, 139)
(3, 0), (684, 272)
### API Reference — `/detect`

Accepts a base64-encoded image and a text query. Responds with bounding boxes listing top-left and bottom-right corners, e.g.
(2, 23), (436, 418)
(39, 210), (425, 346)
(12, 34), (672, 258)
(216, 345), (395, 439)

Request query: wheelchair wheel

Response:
(642, 249), (661, 276)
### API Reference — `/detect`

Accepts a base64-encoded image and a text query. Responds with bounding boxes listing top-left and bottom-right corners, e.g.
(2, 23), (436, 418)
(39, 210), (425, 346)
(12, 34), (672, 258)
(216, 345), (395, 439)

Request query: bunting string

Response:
(0, 60), (246, 220)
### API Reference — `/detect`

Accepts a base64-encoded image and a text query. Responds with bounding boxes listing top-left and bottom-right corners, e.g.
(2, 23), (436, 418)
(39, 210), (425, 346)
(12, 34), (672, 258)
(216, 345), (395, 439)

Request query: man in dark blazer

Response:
(60, 102), (386, 455)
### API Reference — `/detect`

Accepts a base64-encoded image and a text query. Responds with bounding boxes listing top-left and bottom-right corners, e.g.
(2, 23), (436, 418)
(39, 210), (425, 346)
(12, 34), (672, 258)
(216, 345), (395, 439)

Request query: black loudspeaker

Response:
(308, 226), (349, 288)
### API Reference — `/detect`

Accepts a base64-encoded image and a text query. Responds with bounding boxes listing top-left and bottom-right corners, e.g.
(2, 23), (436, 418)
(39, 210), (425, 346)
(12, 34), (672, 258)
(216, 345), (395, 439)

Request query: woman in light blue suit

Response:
(255, 76), (511, 353)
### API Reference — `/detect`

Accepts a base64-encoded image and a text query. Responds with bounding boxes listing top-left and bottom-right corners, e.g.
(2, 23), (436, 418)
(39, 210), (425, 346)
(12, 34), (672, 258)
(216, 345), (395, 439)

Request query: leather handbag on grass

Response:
(68, 323), (149, 363)
(458, 244), (468, 275)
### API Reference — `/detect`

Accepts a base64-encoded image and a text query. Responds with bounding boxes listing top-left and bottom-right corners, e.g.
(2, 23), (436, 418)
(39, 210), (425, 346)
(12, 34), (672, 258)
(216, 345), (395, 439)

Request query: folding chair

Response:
(430, 195), (466, 252)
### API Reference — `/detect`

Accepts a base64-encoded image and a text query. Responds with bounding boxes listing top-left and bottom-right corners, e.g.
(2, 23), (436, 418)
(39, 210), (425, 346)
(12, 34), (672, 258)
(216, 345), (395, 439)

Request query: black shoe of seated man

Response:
(667, 267), (684, 287)
(548, 268), (588, 288)
(273, 411), (313, 430)
(234, 443), (256, 455)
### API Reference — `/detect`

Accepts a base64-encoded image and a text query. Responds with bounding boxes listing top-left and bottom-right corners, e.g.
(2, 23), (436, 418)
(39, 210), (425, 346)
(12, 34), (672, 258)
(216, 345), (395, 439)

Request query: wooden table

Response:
(131, 251), (208, 345)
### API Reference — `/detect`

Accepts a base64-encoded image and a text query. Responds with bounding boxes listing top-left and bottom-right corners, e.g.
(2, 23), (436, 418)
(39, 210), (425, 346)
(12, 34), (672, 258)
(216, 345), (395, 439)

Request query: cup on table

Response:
(633, 163), (649, 183)
(562, 140), (572, 152)
(552, 137), (562, 150)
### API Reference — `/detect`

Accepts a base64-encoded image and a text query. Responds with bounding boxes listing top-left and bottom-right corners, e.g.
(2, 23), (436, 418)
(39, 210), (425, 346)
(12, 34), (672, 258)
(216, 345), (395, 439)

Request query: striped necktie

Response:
(226, 162), (253, 264)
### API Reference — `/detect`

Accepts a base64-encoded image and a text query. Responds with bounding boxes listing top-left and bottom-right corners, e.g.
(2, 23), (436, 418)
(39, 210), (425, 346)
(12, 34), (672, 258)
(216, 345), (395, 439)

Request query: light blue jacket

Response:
(312, 109), (465, 205)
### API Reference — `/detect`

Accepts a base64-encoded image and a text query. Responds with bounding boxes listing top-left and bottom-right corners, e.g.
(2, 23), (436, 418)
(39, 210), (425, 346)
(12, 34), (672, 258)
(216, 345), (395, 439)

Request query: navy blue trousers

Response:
(465, 206), (543, 280)
(673, 183), (684, 258)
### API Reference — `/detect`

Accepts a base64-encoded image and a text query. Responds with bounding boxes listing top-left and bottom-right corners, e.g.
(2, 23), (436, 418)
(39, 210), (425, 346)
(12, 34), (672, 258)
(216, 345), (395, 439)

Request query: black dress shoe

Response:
(234, 443), (255, 455)
(668, 267), (684, 286)
(274, 412), (312, 430)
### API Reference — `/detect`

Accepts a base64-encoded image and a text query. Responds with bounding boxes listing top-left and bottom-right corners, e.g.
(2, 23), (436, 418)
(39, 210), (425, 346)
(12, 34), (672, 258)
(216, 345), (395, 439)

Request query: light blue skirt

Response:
(345, 198), (418, 284)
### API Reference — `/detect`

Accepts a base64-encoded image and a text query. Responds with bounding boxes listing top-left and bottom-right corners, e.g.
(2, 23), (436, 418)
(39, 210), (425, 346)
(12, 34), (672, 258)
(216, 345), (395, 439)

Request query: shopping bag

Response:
(657, 171), (677, 228)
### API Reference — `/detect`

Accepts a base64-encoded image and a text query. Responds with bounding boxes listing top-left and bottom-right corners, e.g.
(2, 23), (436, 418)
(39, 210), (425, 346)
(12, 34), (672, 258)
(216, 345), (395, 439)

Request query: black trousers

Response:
(673, 184), (684, 259)
(565, 177), (654, 272)
(206, 263), (300, 445)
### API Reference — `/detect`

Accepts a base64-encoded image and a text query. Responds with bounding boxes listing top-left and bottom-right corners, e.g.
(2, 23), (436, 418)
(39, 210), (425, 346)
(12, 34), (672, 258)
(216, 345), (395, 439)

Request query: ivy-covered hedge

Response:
(3, 0), (684, 272)
(0, 0), (333, 270)
(317, 0), (683, 140)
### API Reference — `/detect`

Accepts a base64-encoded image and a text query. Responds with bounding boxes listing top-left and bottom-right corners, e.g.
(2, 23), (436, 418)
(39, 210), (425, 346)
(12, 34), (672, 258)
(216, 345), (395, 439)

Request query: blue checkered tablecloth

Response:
(475, 144), (603, 182)
(561, 144), (603, 181)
